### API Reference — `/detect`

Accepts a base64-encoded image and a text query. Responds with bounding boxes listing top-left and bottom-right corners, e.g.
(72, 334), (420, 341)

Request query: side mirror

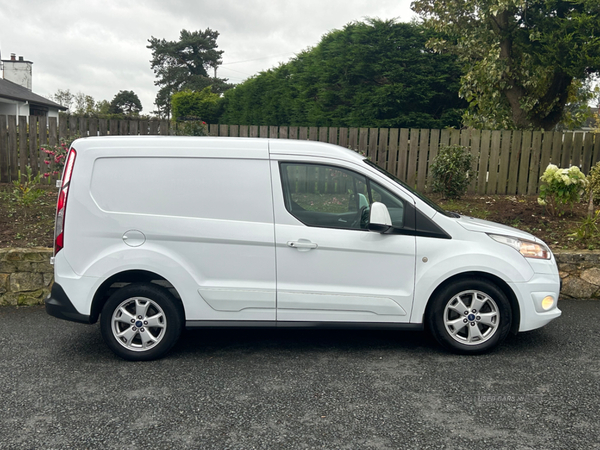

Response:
(368, 202), (392, 233)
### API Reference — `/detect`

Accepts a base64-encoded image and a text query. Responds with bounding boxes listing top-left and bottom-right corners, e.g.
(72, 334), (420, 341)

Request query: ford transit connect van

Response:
(45, 136), (561, 360)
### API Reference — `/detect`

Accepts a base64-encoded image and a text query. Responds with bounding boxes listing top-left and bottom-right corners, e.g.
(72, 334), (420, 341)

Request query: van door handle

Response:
(287, 240), (318, 251)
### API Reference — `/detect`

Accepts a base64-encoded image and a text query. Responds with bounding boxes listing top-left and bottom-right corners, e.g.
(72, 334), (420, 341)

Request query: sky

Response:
(0, 0), (416, 114)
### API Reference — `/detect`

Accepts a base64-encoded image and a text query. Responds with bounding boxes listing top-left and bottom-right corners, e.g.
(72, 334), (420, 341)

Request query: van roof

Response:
(70, 136), (366, 163)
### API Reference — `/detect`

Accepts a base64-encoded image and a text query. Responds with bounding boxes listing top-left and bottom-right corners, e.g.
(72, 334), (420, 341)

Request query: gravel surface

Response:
(0, 301), (599, 449)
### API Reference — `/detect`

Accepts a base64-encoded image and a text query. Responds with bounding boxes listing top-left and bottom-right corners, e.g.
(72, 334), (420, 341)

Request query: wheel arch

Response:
(89, 270), (184, 324)
(424, 271), (520, 335)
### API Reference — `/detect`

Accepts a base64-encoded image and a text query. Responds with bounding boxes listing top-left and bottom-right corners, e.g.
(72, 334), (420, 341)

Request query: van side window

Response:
(280, 163), (404, 230)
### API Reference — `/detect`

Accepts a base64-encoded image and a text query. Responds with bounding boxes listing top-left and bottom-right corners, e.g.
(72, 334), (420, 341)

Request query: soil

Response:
(0, 183), (597, 250)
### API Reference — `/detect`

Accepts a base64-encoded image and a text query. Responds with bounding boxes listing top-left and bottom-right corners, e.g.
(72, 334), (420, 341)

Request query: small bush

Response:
(173, 118), (208, 136)
(11, 166), (44, 207)
(430, 145), (473, 199)
(538, 164), (587, 216)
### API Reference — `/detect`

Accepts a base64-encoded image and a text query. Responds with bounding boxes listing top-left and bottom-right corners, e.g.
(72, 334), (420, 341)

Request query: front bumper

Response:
(511, 273), (562, 332)
(45, 283), (92, 324)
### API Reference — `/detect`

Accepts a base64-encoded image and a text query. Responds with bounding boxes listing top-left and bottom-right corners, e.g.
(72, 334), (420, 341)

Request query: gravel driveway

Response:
(0, 301), (598, 449)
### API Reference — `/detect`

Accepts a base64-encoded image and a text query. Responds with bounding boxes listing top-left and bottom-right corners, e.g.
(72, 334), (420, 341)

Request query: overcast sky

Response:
(1, 0), (416, 114)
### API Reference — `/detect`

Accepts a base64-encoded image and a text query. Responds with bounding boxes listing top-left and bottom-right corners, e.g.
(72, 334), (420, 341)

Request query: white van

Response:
(45, 136), (561, 360)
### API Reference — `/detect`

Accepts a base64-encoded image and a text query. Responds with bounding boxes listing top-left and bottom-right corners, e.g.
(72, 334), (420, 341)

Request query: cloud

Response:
(0, 0), (415, 114)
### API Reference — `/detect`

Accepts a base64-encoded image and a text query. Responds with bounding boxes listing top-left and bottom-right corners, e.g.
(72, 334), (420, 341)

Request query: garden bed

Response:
(0, 183), (597, 250)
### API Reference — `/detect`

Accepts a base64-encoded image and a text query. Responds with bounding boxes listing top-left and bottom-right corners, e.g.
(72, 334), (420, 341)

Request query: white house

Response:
(0, 53), (67, 118)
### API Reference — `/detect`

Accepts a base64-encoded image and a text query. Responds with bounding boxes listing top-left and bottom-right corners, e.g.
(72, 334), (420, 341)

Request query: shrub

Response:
(430, 145), (473, 199)
(41, 136), (79, 178)
(537, 164), (587, 216)
(173, 119), (208, 136)
(11, 166), (44, 207)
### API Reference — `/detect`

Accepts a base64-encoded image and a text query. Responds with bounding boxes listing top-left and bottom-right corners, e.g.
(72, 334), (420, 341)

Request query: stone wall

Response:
(0, 248), (598, 306)
(0, 248), (53, 306)
(553, 250), (600, 299)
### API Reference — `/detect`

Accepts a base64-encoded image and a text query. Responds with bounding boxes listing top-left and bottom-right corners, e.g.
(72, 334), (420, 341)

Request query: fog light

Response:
(541, 296), (555, 311)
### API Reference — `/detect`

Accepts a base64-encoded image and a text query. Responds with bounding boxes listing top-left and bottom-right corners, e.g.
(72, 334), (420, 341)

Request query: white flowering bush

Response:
(538, 164), (587, 216)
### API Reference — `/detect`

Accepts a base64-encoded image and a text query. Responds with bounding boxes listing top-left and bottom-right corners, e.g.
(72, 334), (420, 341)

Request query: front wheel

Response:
(100, 283), (183, 361)
(427, 278), (512, 354)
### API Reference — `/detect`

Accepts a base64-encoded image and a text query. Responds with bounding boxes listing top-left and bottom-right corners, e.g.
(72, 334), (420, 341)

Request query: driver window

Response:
(281, 163), (368, 230)
(281, 163), (405, 230)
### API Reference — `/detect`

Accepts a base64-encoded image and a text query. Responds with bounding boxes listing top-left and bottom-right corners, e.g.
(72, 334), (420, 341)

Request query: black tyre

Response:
(100, 283), (183, 361)
(427, 278), (512, 354)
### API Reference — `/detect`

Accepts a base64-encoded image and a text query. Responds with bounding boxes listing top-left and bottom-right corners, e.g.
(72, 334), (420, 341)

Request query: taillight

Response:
(54, 148), (77, 256)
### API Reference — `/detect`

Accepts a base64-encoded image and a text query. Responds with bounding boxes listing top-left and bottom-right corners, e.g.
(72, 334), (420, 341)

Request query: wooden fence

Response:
(1, 115), (599, 195)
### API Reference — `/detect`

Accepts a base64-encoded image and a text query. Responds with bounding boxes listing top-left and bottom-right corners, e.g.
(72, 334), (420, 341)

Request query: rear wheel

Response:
(100, 283), (183, 361)
(427, 278), (512, 354)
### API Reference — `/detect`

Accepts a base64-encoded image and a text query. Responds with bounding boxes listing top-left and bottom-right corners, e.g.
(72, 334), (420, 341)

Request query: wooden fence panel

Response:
(348, 128), (358, 150)
(0, 116), (7, 182)
(406, 128), (419, 187)
(561, 132), (573, 167)
(593, 134), (600, 167)
(367, 128), (378, 162)
(477, 130), (491, 194)
(338, 128), (348, 148)
(149, 120), (160, 135)
(416, 129), (429, 192)
(38, 116), (47, 174)
(49, 117), (57, 147)
(518, 131), (532, 195)
(2, 116), (598, 196)
(397, 128), (409, 181)
(378, 128), (389, 170)
(540, 131), (553, 175)
(487, 130), (501, 195)
(98, 119), (108, 136)
(582, 133), (594, 174)
(507, 131), (522, 195)
(8, 116), (18, 181)
(551, 132), (562, 165)
(159, 120), (168, 135)
(388, 128), (399, 179)
(319, 127), (328, 142)
(18, 116), (28, 177)
(426, 129), (440, 193)
(467, 130), (480, 194)
(358, 128), (368, 156)
(329, 127), (338, 145)
(572, 132), (583, 168)
(496, 130), (511, 194)
(528, 131), (543, 195)
(69, 116), (77, 137)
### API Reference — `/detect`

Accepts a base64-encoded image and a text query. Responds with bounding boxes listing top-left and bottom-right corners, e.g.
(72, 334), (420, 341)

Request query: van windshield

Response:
(363, 159), (458, 218)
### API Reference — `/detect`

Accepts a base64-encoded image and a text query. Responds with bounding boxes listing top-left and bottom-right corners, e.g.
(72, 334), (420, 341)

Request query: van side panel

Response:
(62, 143), (276, 321)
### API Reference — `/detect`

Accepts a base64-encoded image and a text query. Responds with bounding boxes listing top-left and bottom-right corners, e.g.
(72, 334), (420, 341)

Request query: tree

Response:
(73, 92), (96, 115)
(109, 90), (142, 116)
(171, 86), (221, 123)
(147, 28), (232, 117)
(218, 19), (465, 128)
(49, 89), (75, 113)
(412, 0), (600, 130)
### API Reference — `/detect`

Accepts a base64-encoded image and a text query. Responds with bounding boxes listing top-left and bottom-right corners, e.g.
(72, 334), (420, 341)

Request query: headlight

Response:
(488, 234), (551, 260)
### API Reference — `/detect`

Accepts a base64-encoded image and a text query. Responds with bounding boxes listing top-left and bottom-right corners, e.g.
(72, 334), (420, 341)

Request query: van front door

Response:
(273, 162), (416, 323)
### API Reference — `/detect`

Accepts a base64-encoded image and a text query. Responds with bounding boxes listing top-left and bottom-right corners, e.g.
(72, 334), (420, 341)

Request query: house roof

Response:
(0, 78), (67, 110)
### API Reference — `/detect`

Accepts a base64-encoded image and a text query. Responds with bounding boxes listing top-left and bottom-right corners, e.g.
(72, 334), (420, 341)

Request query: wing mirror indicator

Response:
(368, 202), (392, 233)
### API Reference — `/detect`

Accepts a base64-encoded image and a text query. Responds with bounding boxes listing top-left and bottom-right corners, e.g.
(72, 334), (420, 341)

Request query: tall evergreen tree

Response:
(217, 19), (466, 128)
(148, 28), (232, 117)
